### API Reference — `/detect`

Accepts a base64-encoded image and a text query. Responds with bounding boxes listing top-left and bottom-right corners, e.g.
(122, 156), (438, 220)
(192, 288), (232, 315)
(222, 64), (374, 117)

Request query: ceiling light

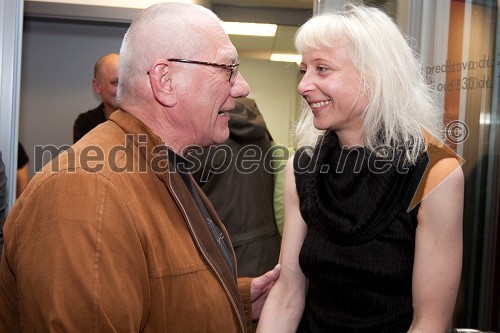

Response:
(270, 53), (302, 64)
(220, 22), (277, 37)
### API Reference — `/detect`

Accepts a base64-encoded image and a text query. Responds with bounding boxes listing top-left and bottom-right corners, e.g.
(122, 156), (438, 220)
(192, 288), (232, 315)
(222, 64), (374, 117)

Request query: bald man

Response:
(73, 53), (119, 143)
(0, 3), (280, 332)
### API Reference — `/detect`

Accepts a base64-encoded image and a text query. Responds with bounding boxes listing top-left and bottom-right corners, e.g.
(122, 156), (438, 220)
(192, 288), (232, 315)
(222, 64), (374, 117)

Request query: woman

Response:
(257, 5), (463, 333)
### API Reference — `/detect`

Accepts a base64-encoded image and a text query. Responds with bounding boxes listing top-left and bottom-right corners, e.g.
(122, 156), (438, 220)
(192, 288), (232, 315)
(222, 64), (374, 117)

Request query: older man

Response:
(73, 53), (119, 143)
(0, 3), (279, 332)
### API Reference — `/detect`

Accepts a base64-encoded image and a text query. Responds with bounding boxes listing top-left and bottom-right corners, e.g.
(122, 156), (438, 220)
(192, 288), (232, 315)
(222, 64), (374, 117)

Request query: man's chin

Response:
(212, 129), (230, 145)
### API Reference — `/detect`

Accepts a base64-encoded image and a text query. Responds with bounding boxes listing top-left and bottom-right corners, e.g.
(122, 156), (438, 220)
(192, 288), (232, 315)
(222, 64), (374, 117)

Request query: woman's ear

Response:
(148, 61), (176, 107)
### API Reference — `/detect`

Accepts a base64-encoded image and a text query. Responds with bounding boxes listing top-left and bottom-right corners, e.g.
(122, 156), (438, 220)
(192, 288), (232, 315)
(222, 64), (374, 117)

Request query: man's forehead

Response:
(178, 17), (237, 63)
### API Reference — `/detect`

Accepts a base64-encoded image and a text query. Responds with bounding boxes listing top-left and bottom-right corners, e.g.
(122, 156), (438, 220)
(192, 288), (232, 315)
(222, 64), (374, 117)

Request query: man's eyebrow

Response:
(225, 54), (238, 63)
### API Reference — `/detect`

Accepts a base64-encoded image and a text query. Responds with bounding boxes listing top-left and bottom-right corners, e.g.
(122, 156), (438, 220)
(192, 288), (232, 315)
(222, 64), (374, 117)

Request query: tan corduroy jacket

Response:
(0, 110), (253, 332)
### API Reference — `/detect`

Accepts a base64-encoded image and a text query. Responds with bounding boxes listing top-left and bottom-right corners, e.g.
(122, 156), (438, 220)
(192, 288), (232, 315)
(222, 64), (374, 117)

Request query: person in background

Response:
(258, 5), (463, 333)
(0, 3), (279, 332)
(16, 142), (29, 198)
(189, 97), (280, 277)
(0, 143), (31, 252)
(0, 151), (7, 254)
(73, 53), (119, 143)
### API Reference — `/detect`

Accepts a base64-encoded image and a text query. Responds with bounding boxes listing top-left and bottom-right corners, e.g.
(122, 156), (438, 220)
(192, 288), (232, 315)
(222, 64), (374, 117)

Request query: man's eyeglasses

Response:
(166, 58), (240, 83)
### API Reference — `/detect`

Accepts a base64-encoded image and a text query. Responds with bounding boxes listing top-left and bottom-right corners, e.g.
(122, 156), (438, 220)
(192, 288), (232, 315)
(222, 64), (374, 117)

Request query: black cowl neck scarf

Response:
(296, 131), (426, 245)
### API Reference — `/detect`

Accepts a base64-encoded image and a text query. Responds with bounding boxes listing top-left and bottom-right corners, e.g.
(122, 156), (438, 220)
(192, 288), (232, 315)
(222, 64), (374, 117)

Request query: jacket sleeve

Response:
(238, 277), (254, 332)
(0, 172), (149, 332)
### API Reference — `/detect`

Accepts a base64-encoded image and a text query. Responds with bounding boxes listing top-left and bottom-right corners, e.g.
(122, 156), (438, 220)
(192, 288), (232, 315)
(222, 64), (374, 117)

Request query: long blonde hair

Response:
(294, 4), (443, 165)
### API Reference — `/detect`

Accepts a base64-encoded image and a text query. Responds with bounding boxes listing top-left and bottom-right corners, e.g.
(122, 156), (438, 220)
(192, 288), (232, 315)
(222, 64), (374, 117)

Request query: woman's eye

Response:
(317, 66), (328, 73)
(299, 69), (306, 77)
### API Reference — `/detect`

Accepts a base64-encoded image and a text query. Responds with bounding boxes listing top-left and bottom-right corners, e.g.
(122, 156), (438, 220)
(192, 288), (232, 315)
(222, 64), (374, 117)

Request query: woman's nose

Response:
(297, 74), (312, 96)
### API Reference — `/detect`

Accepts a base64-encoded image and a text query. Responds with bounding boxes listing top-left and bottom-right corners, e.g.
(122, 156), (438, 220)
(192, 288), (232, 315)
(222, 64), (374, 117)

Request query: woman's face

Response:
(298, 41), (368, 146)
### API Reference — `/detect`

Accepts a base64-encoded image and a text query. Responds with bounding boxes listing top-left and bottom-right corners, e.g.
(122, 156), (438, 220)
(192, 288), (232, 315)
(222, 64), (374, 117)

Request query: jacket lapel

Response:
(109, 110), (246, 332)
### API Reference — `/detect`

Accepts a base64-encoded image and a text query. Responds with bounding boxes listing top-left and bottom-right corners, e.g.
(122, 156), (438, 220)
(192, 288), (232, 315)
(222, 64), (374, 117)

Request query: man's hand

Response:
(250, 264), (281, 320)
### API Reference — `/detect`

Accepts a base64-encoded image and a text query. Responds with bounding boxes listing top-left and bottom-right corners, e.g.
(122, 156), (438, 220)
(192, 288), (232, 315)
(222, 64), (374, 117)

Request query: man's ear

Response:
(92, 78), (101, 94)
(149, 62), (176, 107)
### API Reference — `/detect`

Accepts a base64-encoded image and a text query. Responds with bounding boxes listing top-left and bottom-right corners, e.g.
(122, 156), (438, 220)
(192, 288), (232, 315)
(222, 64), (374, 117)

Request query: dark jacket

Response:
(190, 98), (280, 277)
(73, 103), (107, 143)
(0, 151), (6, 252)
(0, 110), (253, 332)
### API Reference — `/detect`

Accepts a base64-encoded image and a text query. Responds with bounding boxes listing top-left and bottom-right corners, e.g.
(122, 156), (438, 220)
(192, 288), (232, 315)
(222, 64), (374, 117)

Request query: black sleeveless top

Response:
(294, 132), (429, 333)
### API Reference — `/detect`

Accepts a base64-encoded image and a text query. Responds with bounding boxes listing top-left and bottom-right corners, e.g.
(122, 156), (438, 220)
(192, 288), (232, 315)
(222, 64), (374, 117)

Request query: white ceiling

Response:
(25, 0), (315, 61)
(213, 0), (313, 9)
(24, 0), (396, 61)
(226, 25), (300, 60)
(211, 0), (314, 60)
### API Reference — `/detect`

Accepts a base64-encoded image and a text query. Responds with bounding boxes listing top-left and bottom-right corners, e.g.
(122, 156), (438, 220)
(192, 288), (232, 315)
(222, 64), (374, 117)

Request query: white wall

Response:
(239, 58), (300, 146)
(19, 19), (126, 176)
(19, 19), (300, 177)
